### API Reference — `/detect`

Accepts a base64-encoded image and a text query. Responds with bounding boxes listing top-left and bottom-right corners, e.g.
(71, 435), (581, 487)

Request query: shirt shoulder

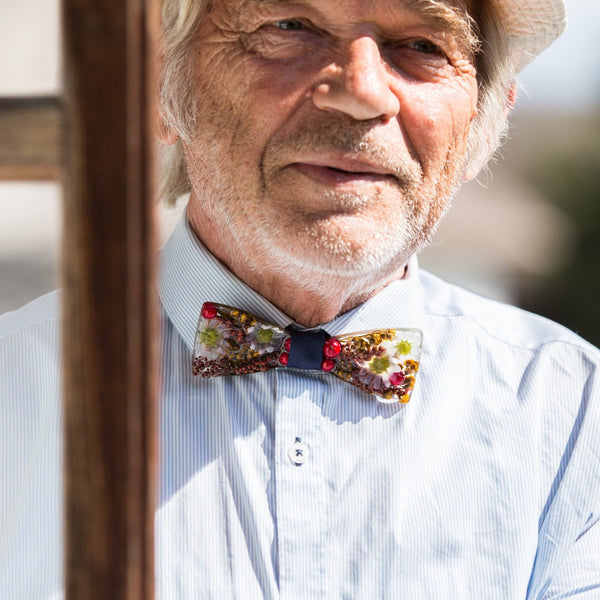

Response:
(0, 289), (62, 427)
(0, 290), (60, 337)
(0, 291), (63, 599)
(419, 269), (599, 357)
(418, 271), (600, 599)
(0, 289), (62, 401)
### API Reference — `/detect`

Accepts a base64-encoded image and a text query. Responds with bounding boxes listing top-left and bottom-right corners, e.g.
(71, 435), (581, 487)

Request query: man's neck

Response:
(186, 204), (409, 328)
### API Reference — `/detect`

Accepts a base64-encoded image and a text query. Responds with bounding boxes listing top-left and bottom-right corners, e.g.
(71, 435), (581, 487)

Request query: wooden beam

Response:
(0, 97), (62, 181)
(62, 0), (158, 598)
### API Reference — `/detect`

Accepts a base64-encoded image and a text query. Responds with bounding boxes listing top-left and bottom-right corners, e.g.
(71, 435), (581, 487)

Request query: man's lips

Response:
(288, 157), (396, 186)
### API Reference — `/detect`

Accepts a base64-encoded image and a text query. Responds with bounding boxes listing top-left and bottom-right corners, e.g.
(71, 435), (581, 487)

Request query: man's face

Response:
(182, 0), (479, 284)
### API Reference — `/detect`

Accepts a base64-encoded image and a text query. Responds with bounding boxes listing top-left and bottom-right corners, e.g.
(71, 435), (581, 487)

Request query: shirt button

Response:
(288, 438), (309, 465)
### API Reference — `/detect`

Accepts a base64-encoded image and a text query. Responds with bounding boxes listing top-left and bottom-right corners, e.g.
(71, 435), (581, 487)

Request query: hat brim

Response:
(489, 0), (567, 71)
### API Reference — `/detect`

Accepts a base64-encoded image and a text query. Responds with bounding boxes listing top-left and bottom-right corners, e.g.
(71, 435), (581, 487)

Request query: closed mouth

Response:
(289, 159), (396, 185)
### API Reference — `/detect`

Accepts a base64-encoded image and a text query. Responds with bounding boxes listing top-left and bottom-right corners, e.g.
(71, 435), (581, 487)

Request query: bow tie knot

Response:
(193, 302), (422, 403)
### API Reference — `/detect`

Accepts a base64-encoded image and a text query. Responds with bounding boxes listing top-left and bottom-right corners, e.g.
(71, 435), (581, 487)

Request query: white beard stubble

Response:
(184, 108), (466, 299)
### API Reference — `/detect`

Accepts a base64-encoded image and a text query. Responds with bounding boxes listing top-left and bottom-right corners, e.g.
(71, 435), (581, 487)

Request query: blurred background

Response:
(1, 0), (599, 346)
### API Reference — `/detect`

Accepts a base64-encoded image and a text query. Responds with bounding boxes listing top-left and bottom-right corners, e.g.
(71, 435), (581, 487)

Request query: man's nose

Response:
(310, 36), (400, 122)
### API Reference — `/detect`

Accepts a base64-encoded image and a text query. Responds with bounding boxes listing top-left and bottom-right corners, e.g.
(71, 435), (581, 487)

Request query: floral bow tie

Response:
(193, 302), (423, 403)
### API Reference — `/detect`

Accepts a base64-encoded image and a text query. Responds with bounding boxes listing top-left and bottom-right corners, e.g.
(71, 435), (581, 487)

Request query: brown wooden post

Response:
(62, 0), (158, 598)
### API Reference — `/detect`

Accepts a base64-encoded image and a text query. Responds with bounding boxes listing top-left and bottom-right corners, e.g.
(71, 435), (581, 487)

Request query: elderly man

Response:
(1, 0), (599, 598)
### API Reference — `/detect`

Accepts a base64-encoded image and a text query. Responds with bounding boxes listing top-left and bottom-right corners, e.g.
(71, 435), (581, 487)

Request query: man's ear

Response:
(158, 117), (179, 145)
(506, 82), (518, 113)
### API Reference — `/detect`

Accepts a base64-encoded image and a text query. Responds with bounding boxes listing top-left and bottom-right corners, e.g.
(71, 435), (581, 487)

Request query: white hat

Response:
(491, 0), (568, 71)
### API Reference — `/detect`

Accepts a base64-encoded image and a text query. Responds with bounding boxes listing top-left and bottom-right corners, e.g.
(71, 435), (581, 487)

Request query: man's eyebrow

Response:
(256, 0), (480, 55)
(406, 0), (479, 50)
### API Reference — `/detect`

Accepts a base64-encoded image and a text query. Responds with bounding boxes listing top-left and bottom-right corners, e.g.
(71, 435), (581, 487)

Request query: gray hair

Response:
(158, 0), (207, 205)
(157, 0), (516, 206)
(467, 0), (514, 176)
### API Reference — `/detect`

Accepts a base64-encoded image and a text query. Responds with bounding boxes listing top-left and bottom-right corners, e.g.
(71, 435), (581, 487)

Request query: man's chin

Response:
(268, 237), (411, 282)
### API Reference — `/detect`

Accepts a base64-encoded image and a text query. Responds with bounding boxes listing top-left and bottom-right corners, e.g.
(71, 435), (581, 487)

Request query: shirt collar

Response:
(159, 213), (425, 352)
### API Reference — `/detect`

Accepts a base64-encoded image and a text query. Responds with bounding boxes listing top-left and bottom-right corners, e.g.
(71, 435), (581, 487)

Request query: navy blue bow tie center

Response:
(285, 324), (331, 371)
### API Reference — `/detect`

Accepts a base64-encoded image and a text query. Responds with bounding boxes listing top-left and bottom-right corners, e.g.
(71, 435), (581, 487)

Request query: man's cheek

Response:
(191, 39), (258, 93)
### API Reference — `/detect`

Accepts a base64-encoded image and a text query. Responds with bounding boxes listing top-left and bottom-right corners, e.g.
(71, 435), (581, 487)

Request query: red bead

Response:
(321, 358), (335, 372)
(284, 337), (291, 352)
(323, 338), (342, 358)
(389, 371), (405, 387)
(201, 302), (218, 320)
(279, 352), (289, 366)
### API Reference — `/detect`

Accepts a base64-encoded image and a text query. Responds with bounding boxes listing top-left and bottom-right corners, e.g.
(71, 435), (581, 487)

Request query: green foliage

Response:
(522, 116), (600, 347)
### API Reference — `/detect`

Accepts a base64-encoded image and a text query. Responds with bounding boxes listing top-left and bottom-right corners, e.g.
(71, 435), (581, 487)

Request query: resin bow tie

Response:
(192, 302), (423, 402)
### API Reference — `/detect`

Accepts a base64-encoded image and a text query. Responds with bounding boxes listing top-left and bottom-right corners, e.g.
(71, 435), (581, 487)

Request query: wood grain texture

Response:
(62, 1), (158, 598)
(0, 97), (62, 181)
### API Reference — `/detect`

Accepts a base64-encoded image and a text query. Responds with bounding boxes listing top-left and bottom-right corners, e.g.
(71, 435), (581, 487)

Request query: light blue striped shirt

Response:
(1, 214), (599, 599)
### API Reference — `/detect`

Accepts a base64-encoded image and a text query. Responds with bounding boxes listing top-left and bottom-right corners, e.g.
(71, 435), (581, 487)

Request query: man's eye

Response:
(408, 40), (443, 55)
(275, 19), (306, 31)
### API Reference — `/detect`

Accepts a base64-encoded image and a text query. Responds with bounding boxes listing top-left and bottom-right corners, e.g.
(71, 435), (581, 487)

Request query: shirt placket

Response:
(274, 369), (327, 600)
